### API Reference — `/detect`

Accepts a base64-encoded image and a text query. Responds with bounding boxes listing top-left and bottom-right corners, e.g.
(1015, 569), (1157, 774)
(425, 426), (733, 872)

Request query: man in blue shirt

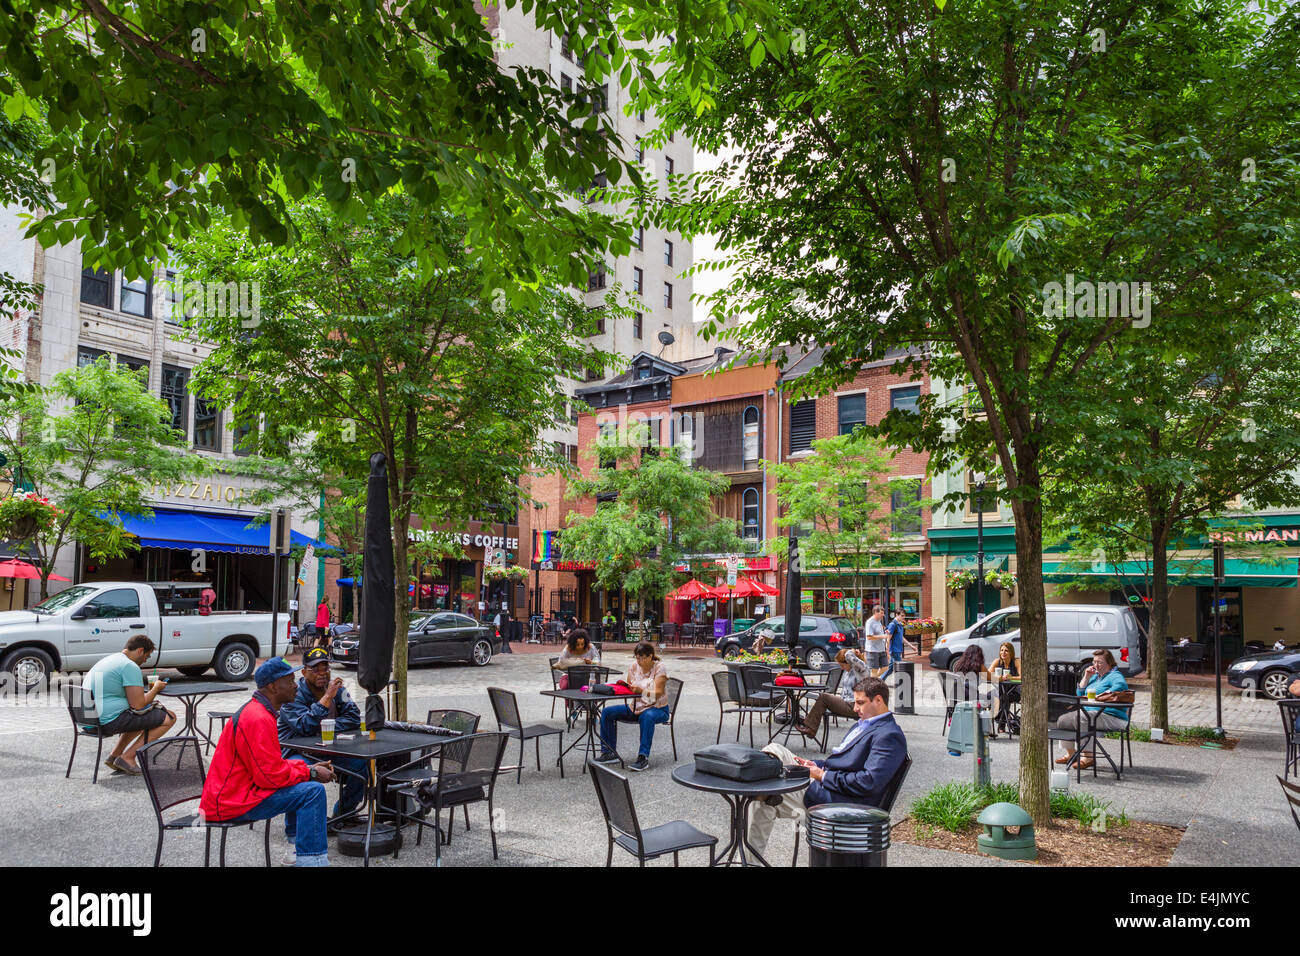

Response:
(82, 635), (176, 775)
(749, 676), (907, 857)
(883, 609), (913, 679)
(1056, 648), (1131, 771)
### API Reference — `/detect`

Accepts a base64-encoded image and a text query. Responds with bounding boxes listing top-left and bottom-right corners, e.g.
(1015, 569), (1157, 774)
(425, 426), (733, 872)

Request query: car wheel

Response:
(214, 643), (256, 682)
(2, 647), (54, 693)
(805, 647), (829, 668)
(470, 639), (493, 667)
(177, 665), (209, 678)
(1260, 669), (1293, 701)
(722, 643), (743, 660)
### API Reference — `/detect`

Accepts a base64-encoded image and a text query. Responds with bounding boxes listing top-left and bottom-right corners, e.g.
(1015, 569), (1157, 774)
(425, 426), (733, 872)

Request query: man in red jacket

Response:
(200, 657), (336, 866)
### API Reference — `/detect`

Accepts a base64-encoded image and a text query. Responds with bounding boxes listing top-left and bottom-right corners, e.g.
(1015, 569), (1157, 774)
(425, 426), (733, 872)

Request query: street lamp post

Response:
(974, 474), (988, 621)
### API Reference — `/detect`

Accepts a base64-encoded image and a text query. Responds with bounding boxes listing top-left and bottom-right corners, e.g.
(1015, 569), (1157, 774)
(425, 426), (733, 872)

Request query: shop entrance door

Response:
(1196, 587), (1243, 660)
(965, 585), (1001, 628)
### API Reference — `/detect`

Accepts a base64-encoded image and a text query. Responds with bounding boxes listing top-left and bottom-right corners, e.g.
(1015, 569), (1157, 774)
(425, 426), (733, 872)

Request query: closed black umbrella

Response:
(784, 531), (801, 664)
(358, 452), (395, 730)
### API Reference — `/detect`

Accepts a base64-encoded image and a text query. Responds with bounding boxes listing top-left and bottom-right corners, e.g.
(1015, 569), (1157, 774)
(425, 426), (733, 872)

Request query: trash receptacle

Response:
(893, 660), (915, 714)
(734, 618), (755, 632)
(805, 804), (891, 867)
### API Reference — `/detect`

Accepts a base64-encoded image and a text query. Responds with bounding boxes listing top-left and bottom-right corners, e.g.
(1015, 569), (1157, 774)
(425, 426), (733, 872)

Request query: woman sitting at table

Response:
(552, 629), (601, 689)
(951, 644), (996, 738)
(985, 641), (1021, 734)
(595, 642), (669, 773)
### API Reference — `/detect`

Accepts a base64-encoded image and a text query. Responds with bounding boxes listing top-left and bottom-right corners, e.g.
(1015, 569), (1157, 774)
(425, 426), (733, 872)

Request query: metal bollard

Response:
(893, 660), (915, 715)
(806, 805), (891, 867)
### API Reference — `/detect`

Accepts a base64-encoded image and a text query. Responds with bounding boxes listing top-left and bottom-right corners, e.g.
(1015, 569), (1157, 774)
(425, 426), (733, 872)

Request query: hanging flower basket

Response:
(985, 570), (1017, 592)
(946, 569), (976, 593)
(904, 618), (944, 636)
(483, 565), (528, 582)
(0, 493), (61, 542)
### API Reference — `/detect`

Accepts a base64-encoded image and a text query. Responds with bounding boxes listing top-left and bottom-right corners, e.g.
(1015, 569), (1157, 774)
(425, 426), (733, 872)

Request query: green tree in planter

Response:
(0, 358), (198, 598)
(562, 423), (743, 623)
(767, 430), (922, 625)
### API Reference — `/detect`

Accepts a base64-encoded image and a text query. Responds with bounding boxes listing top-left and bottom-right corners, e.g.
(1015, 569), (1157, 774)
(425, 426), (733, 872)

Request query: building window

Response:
(164, 268), (187, 323)
(890, 479), (923, 535)
(637, 108), (646, 122)
(743, 488), (760, 539)
(632, 267), (643, 293)
(561, 32), (572, 61)
(232, 418), (255, 456)
(118, 354), (149, 385)
(569, 399), (580, 425)
(589, 307), (605, 334)
(633, 312), (643, 339)
(837, 393), (866, 435)
(80, 258), (113, 309)
(585, 366), (601, 382)
(120, 273), (152, 318)
(635, 138), (644, 163)
(891, 385), (921, 416)
(77, 346), (107, 368)
(160, 365), (188, 435)
(634, 226), (644, 250)
(743, 405), (760, 467)
(561, 73), (572, 92)
(789, 399), (816, 453)
(588, 264), (606, 291)
(665, 157), (675, 176)
(193, 398), (221, 451)
(663, 240), (673, 266)
(663, 282), (673, 309)
(676, 413), (693, 463)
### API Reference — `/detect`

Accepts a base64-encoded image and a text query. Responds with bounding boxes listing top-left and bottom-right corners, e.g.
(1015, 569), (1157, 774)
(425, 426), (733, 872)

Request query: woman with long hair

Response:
(595, 642), (669, 773)
(986, 641), (1022, 733)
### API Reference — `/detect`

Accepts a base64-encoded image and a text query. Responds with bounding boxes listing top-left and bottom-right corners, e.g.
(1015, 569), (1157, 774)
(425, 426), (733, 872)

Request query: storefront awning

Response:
(108, 509), (332, 555)
(1042, 558), (1298, 588)
(947, 554), (1009, 572)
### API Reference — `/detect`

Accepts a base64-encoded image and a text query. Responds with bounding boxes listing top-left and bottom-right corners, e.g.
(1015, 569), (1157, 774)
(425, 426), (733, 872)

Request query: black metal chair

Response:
(1280, 701), (1299, 780)
(589, 760), (717, 866)
(1181, 643), (1207, 674)
(1047, 694), (1132, 781)
(1280, 776), (1300, 835)
(487, 687), (565, 783)
(392, 732), (508, 866)
(938, 671), (984, 735)
(63, 682), (115, 785)
(712, 671), (757, 744)
(792, 755), (912, 865)
(660, 622), (678, 646)
(548, 657), (562, 718)
(205, 711), (236, 754)
(735, 666), (778, 745)
(663, 677), (684, 760)
(138, 735), (270, 867)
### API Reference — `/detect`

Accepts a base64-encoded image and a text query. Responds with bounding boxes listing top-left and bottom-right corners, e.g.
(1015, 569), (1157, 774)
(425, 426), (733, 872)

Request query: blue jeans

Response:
(231, 770), (330, 867)
(284, 755), (367, 824)
(599, 704), (669, 758)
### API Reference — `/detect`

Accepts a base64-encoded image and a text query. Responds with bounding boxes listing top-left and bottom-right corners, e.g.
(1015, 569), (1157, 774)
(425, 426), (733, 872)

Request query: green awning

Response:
(1042, 558), (1298, 589)
(948, 554), (1009, 572)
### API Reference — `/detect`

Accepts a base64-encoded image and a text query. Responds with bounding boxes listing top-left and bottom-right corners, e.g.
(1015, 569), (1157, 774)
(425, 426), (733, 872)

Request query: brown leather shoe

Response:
(1054, 753), (1074, 765)
(1076, 755), (1096, 770)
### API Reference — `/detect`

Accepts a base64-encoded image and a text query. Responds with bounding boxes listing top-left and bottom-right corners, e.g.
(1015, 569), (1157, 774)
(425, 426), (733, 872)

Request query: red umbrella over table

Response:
(0, 560), (71, 581)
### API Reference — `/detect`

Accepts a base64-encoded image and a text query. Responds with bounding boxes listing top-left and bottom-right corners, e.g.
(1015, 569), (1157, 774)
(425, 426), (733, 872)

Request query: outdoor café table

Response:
(671, 764), (809, 867)
(762, 682), (824, 748)
(158, 681), (244, 747)
(541, 687), (625, 772)
(282, 728), (455, 866)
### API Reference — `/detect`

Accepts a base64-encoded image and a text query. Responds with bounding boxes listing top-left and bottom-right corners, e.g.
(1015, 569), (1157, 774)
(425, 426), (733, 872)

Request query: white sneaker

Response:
(281, 846), (297, 866)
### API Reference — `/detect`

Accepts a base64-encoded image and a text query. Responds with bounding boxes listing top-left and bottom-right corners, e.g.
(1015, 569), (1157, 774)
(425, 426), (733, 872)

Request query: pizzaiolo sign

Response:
(150, 479), (252, 505)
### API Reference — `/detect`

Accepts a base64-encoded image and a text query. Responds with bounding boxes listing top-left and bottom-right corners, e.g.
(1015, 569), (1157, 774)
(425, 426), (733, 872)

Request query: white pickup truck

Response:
(0, 581), (280, 690)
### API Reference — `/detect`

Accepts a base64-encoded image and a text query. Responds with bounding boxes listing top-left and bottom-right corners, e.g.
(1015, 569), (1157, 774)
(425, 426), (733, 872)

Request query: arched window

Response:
(742, 405), (760, 467)
(742, 487), (760, 539)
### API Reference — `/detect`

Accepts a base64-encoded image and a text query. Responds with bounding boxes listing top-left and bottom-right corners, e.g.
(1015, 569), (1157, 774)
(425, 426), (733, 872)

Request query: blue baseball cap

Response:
(254, 657), (304, 688)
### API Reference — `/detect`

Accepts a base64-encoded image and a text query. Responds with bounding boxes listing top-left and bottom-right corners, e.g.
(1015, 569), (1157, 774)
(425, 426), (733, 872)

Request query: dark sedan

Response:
(1226, 647), (1300, 700)
(330, 611), (501, 668)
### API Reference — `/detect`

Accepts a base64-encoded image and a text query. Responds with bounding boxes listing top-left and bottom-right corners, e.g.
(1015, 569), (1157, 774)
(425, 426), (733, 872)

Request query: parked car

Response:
(929, 604), (1143, 676)
(714, 615), (860, 668)
(331, 611), (500, 668)
(0, 581), (276, 689)
(1227, 647), (1300, 700)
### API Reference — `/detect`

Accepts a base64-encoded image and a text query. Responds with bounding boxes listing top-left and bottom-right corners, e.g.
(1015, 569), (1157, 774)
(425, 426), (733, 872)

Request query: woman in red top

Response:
(314, 598), (331, 649)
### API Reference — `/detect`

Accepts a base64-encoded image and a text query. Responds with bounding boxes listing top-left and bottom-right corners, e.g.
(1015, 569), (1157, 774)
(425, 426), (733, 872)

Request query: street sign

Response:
(289, 600), (299, 611)
(726, 554), (738, 587)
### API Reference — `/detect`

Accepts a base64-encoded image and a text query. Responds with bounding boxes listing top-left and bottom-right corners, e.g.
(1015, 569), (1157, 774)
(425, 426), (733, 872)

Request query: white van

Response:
(928, 604), (1143, 675)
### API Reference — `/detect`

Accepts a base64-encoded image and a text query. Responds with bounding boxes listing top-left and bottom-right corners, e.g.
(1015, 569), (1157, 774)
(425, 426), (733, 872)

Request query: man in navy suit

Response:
(749, 676), (908, 856)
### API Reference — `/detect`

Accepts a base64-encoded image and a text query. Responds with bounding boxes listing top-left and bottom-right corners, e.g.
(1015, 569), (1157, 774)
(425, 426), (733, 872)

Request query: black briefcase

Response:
(693, 744), (783, 782)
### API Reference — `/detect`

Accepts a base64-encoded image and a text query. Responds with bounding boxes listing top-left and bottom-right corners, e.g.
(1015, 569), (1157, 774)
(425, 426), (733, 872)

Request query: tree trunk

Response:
(390, 487), (411, 722)
(1148, 516), (1171, 731)
(1011, 496), (1051, 828)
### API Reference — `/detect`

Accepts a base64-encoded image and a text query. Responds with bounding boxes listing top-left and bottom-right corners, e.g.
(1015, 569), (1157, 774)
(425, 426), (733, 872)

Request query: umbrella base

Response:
(336, 821), (402, 858)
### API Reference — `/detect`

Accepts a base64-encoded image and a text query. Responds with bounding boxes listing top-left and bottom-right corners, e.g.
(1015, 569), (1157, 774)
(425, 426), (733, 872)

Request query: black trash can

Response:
(805, 805), (891, 867)
(893, 660), (915, 715)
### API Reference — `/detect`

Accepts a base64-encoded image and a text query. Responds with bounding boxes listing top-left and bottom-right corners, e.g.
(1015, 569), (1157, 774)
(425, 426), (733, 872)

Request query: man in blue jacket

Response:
(277, 648), (367, 829)
(749, 676), (908, 857)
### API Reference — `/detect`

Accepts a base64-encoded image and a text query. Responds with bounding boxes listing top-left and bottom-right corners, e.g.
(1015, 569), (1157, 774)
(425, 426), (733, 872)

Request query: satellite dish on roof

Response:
(657, 330), (675, 347)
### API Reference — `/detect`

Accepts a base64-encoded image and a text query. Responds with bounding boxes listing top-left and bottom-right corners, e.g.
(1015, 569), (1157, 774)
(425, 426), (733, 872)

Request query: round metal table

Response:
(671, 764), (809, 866)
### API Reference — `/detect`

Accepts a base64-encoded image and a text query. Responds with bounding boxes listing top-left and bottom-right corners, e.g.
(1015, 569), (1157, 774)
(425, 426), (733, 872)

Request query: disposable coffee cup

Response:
(321, 719), (336, 744)
(1086, 689), (1097, 700)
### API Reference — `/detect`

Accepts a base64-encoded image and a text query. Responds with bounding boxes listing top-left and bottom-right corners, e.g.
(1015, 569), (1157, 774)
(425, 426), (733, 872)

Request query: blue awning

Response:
(106, 509), (332, 555)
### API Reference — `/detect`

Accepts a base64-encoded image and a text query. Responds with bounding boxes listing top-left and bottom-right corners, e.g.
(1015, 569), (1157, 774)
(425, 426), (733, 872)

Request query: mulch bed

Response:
(892, 816), (1185, 866)
(1110, 733), (1238, 750)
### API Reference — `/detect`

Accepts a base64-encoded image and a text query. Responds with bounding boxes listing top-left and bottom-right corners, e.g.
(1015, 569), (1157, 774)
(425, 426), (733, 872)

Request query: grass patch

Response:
(909, 781), (1129, 834)
(1106, 725), (1223, 744)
